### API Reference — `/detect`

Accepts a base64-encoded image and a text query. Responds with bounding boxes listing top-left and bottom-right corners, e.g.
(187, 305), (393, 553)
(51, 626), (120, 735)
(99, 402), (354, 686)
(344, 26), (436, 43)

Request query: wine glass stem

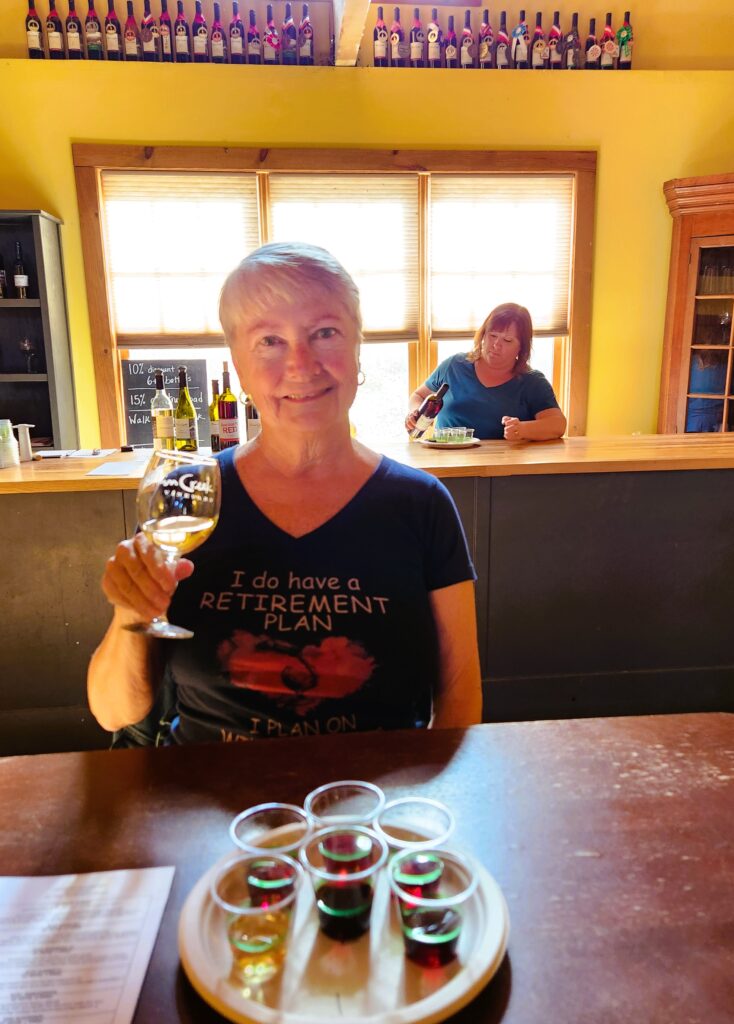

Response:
(151, 552), (180, 628)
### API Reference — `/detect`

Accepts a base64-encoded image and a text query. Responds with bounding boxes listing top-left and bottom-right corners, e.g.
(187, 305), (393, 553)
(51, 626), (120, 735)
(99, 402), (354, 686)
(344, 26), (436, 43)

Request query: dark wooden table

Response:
(1, 714), (732, 1023)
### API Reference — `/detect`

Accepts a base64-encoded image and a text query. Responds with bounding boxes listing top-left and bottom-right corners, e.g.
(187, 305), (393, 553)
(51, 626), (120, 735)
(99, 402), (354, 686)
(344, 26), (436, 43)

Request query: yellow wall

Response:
(1, 59), (733, 442)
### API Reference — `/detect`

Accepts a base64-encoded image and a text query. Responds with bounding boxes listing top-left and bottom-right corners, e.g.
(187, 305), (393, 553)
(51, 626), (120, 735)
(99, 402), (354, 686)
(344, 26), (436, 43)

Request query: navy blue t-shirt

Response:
(426, 355), (560, 440)
(165, 448), (475, 743)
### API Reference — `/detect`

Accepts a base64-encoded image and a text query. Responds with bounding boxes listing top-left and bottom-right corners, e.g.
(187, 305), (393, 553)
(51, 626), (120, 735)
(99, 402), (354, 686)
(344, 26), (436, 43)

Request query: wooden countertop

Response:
(3, 433), (734, 493)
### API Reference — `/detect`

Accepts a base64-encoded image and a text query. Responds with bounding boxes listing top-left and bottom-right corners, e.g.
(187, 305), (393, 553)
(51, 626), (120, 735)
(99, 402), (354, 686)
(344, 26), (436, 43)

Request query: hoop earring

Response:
(357, 368), (366, 386)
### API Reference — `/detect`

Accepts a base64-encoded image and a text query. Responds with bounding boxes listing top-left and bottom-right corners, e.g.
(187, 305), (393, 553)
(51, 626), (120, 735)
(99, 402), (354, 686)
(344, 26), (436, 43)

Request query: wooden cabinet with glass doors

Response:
(659, 173), (734, 433)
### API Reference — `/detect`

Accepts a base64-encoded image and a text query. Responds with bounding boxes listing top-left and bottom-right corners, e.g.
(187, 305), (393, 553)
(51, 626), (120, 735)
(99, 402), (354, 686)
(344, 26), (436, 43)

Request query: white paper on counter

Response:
(86, 461), (147, 477)
(0, 865), (175, 1024)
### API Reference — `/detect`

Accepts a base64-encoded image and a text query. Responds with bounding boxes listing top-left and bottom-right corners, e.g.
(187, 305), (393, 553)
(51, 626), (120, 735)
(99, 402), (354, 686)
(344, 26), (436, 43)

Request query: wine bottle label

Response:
(479, 39), (491, 62)
(219, 420), (240, 442)
(175, 29), (189, 52)
(299, 39), (312, 57)
(14, 275), (29, 287)
(212, 35), (224, 57)
(124, 35), (138, 54)
(68, 28), (81, 49)
(410, 39), (423, 60)
(531, 39), (545, 66)
(160, 26), (171, 52)
(460, 39), (474, 65)
(142, 29), (157, 52)
(374, 33), (387, 58)
(496, 43), (508, 67)
(248, 38), (260, 54)
(549, 39), (561, 64)
(566, 46), (577, 69)
(445, 43), (456, 60)
(209, 422), (220, 437)
(390, 33), (401, 60)
(48, 29), (63, 49)
(153, 412), (174, 438)
(586, 43), (601, 62)
(231, 34), (243, 54)
(26, 28), (41, 48)
(193, 30), (208, 53)
(512, 36), (528, 62)
(106, 31), (119, 51)
(175, 417), (197, 439)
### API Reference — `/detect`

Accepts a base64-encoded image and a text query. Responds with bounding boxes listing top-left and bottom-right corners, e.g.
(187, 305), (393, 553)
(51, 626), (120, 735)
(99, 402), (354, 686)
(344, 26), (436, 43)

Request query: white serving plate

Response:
(419, 439), (482, 450)
(179, 853), (509, 1024)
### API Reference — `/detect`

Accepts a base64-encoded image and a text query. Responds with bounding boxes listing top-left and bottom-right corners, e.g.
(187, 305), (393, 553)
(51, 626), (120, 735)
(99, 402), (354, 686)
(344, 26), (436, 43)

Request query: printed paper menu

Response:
(0, 866), (174, 1023)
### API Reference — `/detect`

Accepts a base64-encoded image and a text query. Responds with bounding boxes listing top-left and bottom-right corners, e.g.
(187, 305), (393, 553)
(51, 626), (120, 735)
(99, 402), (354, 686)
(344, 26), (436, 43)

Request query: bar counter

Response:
(2, 434), (733, 754)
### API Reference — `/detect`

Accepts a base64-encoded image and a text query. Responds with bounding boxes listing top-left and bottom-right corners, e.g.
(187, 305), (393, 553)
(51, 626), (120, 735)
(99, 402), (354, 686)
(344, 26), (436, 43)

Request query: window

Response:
(74, 146), (595, 447)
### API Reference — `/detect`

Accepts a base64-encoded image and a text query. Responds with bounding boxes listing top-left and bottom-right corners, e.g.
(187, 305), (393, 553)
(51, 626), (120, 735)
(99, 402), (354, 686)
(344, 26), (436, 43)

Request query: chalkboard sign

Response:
(121, 360), (211, 447)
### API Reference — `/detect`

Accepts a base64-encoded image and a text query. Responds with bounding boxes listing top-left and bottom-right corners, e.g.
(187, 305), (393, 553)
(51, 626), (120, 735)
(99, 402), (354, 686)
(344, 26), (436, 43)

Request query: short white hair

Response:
(219, 242), (363, 344)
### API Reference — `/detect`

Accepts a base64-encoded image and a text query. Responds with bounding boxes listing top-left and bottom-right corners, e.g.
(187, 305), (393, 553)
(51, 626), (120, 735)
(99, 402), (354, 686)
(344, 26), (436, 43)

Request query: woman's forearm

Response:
(87, 607), (160, 732)
(520, 411), (567, 440)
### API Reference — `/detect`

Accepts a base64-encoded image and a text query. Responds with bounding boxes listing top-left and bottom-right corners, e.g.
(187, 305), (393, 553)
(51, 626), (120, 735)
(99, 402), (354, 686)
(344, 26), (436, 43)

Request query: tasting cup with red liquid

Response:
(229, 802), (311, 858)
(373, 796), (455, 852)
(388, 848), (478, 969)
(300, 825), (389, 942)
(304, 779), (386, 828)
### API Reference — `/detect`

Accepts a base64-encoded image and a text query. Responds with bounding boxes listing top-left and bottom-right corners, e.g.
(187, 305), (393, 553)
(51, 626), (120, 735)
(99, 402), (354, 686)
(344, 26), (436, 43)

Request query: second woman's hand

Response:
(102, 533), (195, 623)
(502, 415), (524, 441)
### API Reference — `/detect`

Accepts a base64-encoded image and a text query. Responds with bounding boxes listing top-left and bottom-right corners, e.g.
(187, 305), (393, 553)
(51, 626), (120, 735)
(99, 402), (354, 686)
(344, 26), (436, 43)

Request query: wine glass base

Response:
(123, 620), (194, 640)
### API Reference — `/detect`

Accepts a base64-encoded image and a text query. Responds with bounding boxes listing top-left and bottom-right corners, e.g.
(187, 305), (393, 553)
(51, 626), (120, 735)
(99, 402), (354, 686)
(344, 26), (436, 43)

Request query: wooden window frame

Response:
(73, 144), (596, 446)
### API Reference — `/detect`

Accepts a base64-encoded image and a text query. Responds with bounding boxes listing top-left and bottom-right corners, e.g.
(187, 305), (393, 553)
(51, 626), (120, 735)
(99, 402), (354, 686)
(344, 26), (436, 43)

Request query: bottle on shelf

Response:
(26, 0), (46, 59)
(46, 0), (65, 59)
(123, 1), (142, 60)
(584, 17), (600, 69)
(531, 11), (548, 69)
(244, 394), (261, 440)
(390, 7), (406, 68)
(263, 4), (280, 64)
(562, 12), (580, 69)
(491, 10), (510, 69)
(13, 243), (29, 300)
(409, 383), (449, 439)
(159, 0), (173, 60)
(211, 2), (227, 62)
(599, 12), (617, 70)
(208, 378), (220, 452)
(478, 9), (492, 69)
(247, 8), (261, 62)
(151, 369), (175, 451)
(373, 6), (388, 67)
(192, 0), (209, 61)
(281, 2), (297, 64)
(175, 366), (199, 452)
(616, 10), (633, 70)
(104, 0), (122, 59)
(460, 9), (475, 69)
(0, 255), (8, 299)
(66, 0), (84, 58)
(409, 8), (424, 69)
(444, 14), (457, 68)
(548, 9), (562, 69)
(511, 9), (529, 68)
(174, 0), (191, 61)
(298, 4), (313, 65)
(140, 0), (160, 61)
(229, 0), (245, 63)
(218, 362), (240, 449)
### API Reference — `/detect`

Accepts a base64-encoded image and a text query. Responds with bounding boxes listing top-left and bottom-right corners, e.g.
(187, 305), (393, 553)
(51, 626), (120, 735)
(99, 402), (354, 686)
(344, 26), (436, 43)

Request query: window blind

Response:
(430, 175), (574, 337)
(267, 174), (419, 337)
(100, 171), (260, 336)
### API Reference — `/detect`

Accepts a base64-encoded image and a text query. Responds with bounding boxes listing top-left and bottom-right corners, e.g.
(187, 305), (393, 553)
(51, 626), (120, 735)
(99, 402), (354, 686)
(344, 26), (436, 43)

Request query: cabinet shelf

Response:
(0, 298), (41, 308)
(0, 373), (48, 382)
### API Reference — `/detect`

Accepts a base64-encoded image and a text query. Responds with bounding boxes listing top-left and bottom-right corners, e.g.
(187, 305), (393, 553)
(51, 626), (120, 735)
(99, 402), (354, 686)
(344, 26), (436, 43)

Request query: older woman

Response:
(88, 243), (481, 743)
(405, 302), (566, 441)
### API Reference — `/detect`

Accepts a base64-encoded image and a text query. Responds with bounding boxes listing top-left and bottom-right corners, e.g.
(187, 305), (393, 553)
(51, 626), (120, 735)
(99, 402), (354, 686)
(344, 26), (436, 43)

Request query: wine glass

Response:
(124, 449), (221, 640)
(19, 337), (35, 373)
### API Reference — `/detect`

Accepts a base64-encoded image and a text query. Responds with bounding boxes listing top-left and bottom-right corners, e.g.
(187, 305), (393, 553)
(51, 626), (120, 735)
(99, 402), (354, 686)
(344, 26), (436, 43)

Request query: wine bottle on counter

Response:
(124, 2), (142, 60)
(13, 243), (29, 299)
(140, 0), (160, 61)
(373, 6), (388, 67)
(444, 14), (457, 68)
(244, 394), (261, 440)
(218, 362), (240, 449)
(584, 18), (600, 69)
(599, 12), (617, 70)
(247, 8), (261, 62)
(159, 0), (173, 60)
(409, 383), (449, 440)
(531, 11), (548, 69)
(263, 4), (280, 64)
(104, 0), (122, 59)
(175, 366), (199, 452)
(478, 9), (492, 69)
(66, 0), (83, 58)
(491, 10), (510, 69)
(298, 4), (313, 65)
(409, 8), (424, 69)
(460, 9), (475, 69)
(174, 0), (191, 60)
(192, 0), (209, 61)
(390, 8), (406, 68)
(0, 256), (8, 299)
(511, 9), (529, 68)
(228, 1), (245, 62)
(616, 10), (633, 70)
(208, 378), (220, 452)
(548, 9), (562, 69)
(211, 3), (227, 61)
(26, 0), (45, 58)
(281, 2), (297, 64)
(47, 0), (65, 59)
(151, 369), (175, 451)
(562, 12), (580, 69)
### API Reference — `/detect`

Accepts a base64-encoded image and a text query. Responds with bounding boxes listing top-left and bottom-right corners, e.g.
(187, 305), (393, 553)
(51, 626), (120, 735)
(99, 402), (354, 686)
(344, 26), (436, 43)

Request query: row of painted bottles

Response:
(373, 8), (634, 70)
(25, 0), (315, 64)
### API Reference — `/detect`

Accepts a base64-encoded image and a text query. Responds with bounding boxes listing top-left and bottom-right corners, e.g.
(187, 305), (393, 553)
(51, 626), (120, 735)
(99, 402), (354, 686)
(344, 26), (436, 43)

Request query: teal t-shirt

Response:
(426, 355), (560, 440)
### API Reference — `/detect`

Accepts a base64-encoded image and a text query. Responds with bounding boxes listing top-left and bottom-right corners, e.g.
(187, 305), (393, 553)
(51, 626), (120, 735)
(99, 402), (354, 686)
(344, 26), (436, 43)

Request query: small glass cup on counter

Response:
(373, 796), (455, 852)
(211, 852), (302, 984)
(304, 779), (386, 828)
(300, 825), (388, 942)
(389, 848), (478, 968)
(229, 802), (311, 858)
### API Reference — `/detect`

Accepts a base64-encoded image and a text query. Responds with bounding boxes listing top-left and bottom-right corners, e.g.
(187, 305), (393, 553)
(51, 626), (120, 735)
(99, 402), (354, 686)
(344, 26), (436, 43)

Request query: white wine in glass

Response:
(125, 449), (221, 640)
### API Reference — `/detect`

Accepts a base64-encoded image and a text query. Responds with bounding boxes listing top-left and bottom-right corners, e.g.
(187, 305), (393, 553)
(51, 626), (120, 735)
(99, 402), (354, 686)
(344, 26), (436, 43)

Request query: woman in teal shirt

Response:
(406, 303), (567, 441)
